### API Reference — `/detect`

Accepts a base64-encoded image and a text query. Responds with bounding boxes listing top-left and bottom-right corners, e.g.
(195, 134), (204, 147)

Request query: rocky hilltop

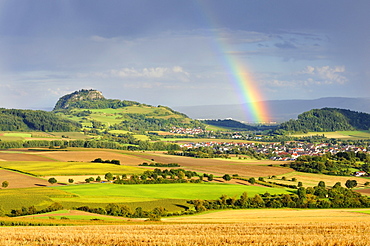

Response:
(53, 89), (106, 110)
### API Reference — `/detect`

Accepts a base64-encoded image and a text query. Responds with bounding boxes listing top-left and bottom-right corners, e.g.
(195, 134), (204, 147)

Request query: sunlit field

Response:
(0, 161), (145, 176)
(1, 220), (369, 245)
(291, 130), (370, 139)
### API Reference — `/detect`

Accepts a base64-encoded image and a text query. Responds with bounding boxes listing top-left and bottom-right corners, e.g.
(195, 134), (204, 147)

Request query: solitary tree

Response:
(223, 174), (231, 181)
(345, 180), (357, 189)
(248, 177), (256, 184)
(207, 174), (214, 181)
(1, 181), (9, 188)
(105, 172), (113, 181)
(68, 178), (74, 184)
(48, 177), (57, 185)
(318, 181), (326, 188)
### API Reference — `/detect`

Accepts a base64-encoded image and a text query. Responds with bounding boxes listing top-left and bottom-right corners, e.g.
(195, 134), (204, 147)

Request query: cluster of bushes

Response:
(9, 203), (63, 217)
(92, 158), (120, 165)
(188, 182), (370, 211)
(139, 162), (180, 167)
(111, 169), (204, 185)
(76, 203), (197, 220)
(290, 152), (370, 176)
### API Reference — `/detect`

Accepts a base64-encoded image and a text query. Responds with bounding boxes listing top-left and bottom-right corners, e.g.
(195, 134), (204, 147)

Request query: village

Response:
(179, 140), (368, 162)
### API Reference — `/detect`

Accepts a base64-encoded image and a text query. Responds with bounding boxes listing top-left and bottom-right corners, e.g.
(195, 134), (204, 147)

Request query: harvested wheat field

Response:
(128, 152), (293, 177)
(164, 208), (370, 223)
(0, 152), (54, 162)
(0, 221), (369, 246)
(0, 169), (50, 188)
(37, 150), (146, 165)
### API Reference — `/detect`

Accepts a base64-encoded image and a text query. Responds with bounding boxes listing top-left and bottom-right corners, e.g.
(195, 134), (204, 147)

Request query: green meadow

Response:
(25, 210), (123, 221)
(0, 183), (292, 213)
(0, 187), (75, 211)
(53, 183), (292, 202)
(0, 161), (145, 176)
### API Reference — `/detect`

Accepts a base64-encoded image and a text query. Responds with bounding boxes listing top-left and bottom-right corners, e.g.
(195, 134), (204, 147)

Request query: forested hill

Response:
(0, 109), (81, 131)
(53, 89), (140, 111)
(279, 108), (370, 132)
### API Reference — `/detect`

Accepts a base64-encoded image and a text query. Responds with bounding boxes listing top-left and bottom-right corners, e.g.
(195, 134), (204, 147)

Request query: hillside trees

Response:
(279, 108), (370, 132)
(0, 109), (81, 132)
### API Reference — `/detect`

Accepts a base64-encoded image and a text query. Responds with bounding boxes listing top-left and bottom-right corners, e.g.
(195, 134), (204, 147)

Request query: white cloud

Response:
(300, 65), (347, 84)
(85, 66), (190, 81)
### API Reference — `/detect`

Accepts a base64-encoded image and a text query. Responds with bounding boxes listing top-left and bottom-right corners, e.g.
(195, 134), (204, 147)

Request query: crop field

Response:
(53, 183), (291, 202)
(0, 187), (75, 211)
(0, 220), (369, 245)
(0, 151), (54, 161)
(274, 171), (370, 188)
(0, 169), (50, 188)
(291, 130), (370, 139)
(35, 150), (146, 165)
(127, 151), (293, 177)
(48, 132), (91, 140)
(22, 210), (128, 221)
(50, 183), (291, 211)
(165, 208), (370, 223)
(0, 161), (145, 176)
(0, 131), (91, 141)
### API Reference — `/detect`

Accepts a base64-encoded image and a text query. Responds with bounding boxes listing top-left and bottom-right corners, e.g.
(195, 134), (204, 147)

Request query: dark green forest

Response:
(0, 109), (81, 132)
(203, 119), (257, 130)
(279, 108), (370, 132)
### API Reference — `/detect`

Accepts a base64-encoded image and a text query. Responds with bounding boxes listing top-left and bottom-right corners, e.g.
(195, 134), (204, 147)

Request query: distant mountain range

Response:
(174, 97), (370, 123)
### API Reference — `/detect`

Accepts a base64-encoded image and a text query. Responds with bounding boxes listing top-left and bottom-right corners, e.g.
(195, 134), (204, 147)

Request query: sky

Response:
(0, 0), (369, 110)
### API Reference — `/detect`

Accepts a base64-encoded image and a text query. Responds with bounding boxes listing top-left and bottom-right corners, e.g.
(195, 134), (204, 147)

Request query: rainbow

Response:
(221, 50), (270, 123)
(194, 1), (270, 123)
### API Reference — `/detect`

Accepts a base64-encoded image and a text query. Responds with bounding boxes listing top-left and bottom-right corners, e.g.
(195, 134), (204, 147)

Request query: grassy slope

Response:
(62, 105), (190, 128)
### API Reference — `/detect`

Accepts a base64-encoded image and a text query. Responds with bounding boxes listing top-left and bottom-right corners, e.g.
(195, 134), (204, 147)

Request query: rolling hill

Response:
(53, 89), (204, 132)
(279, 108), (370, 132)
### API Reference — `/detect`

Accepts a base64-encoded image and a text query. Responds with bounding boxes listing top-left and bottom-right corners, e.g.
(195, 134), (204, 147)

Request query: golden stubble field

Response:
(1, 211), (369, 246)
